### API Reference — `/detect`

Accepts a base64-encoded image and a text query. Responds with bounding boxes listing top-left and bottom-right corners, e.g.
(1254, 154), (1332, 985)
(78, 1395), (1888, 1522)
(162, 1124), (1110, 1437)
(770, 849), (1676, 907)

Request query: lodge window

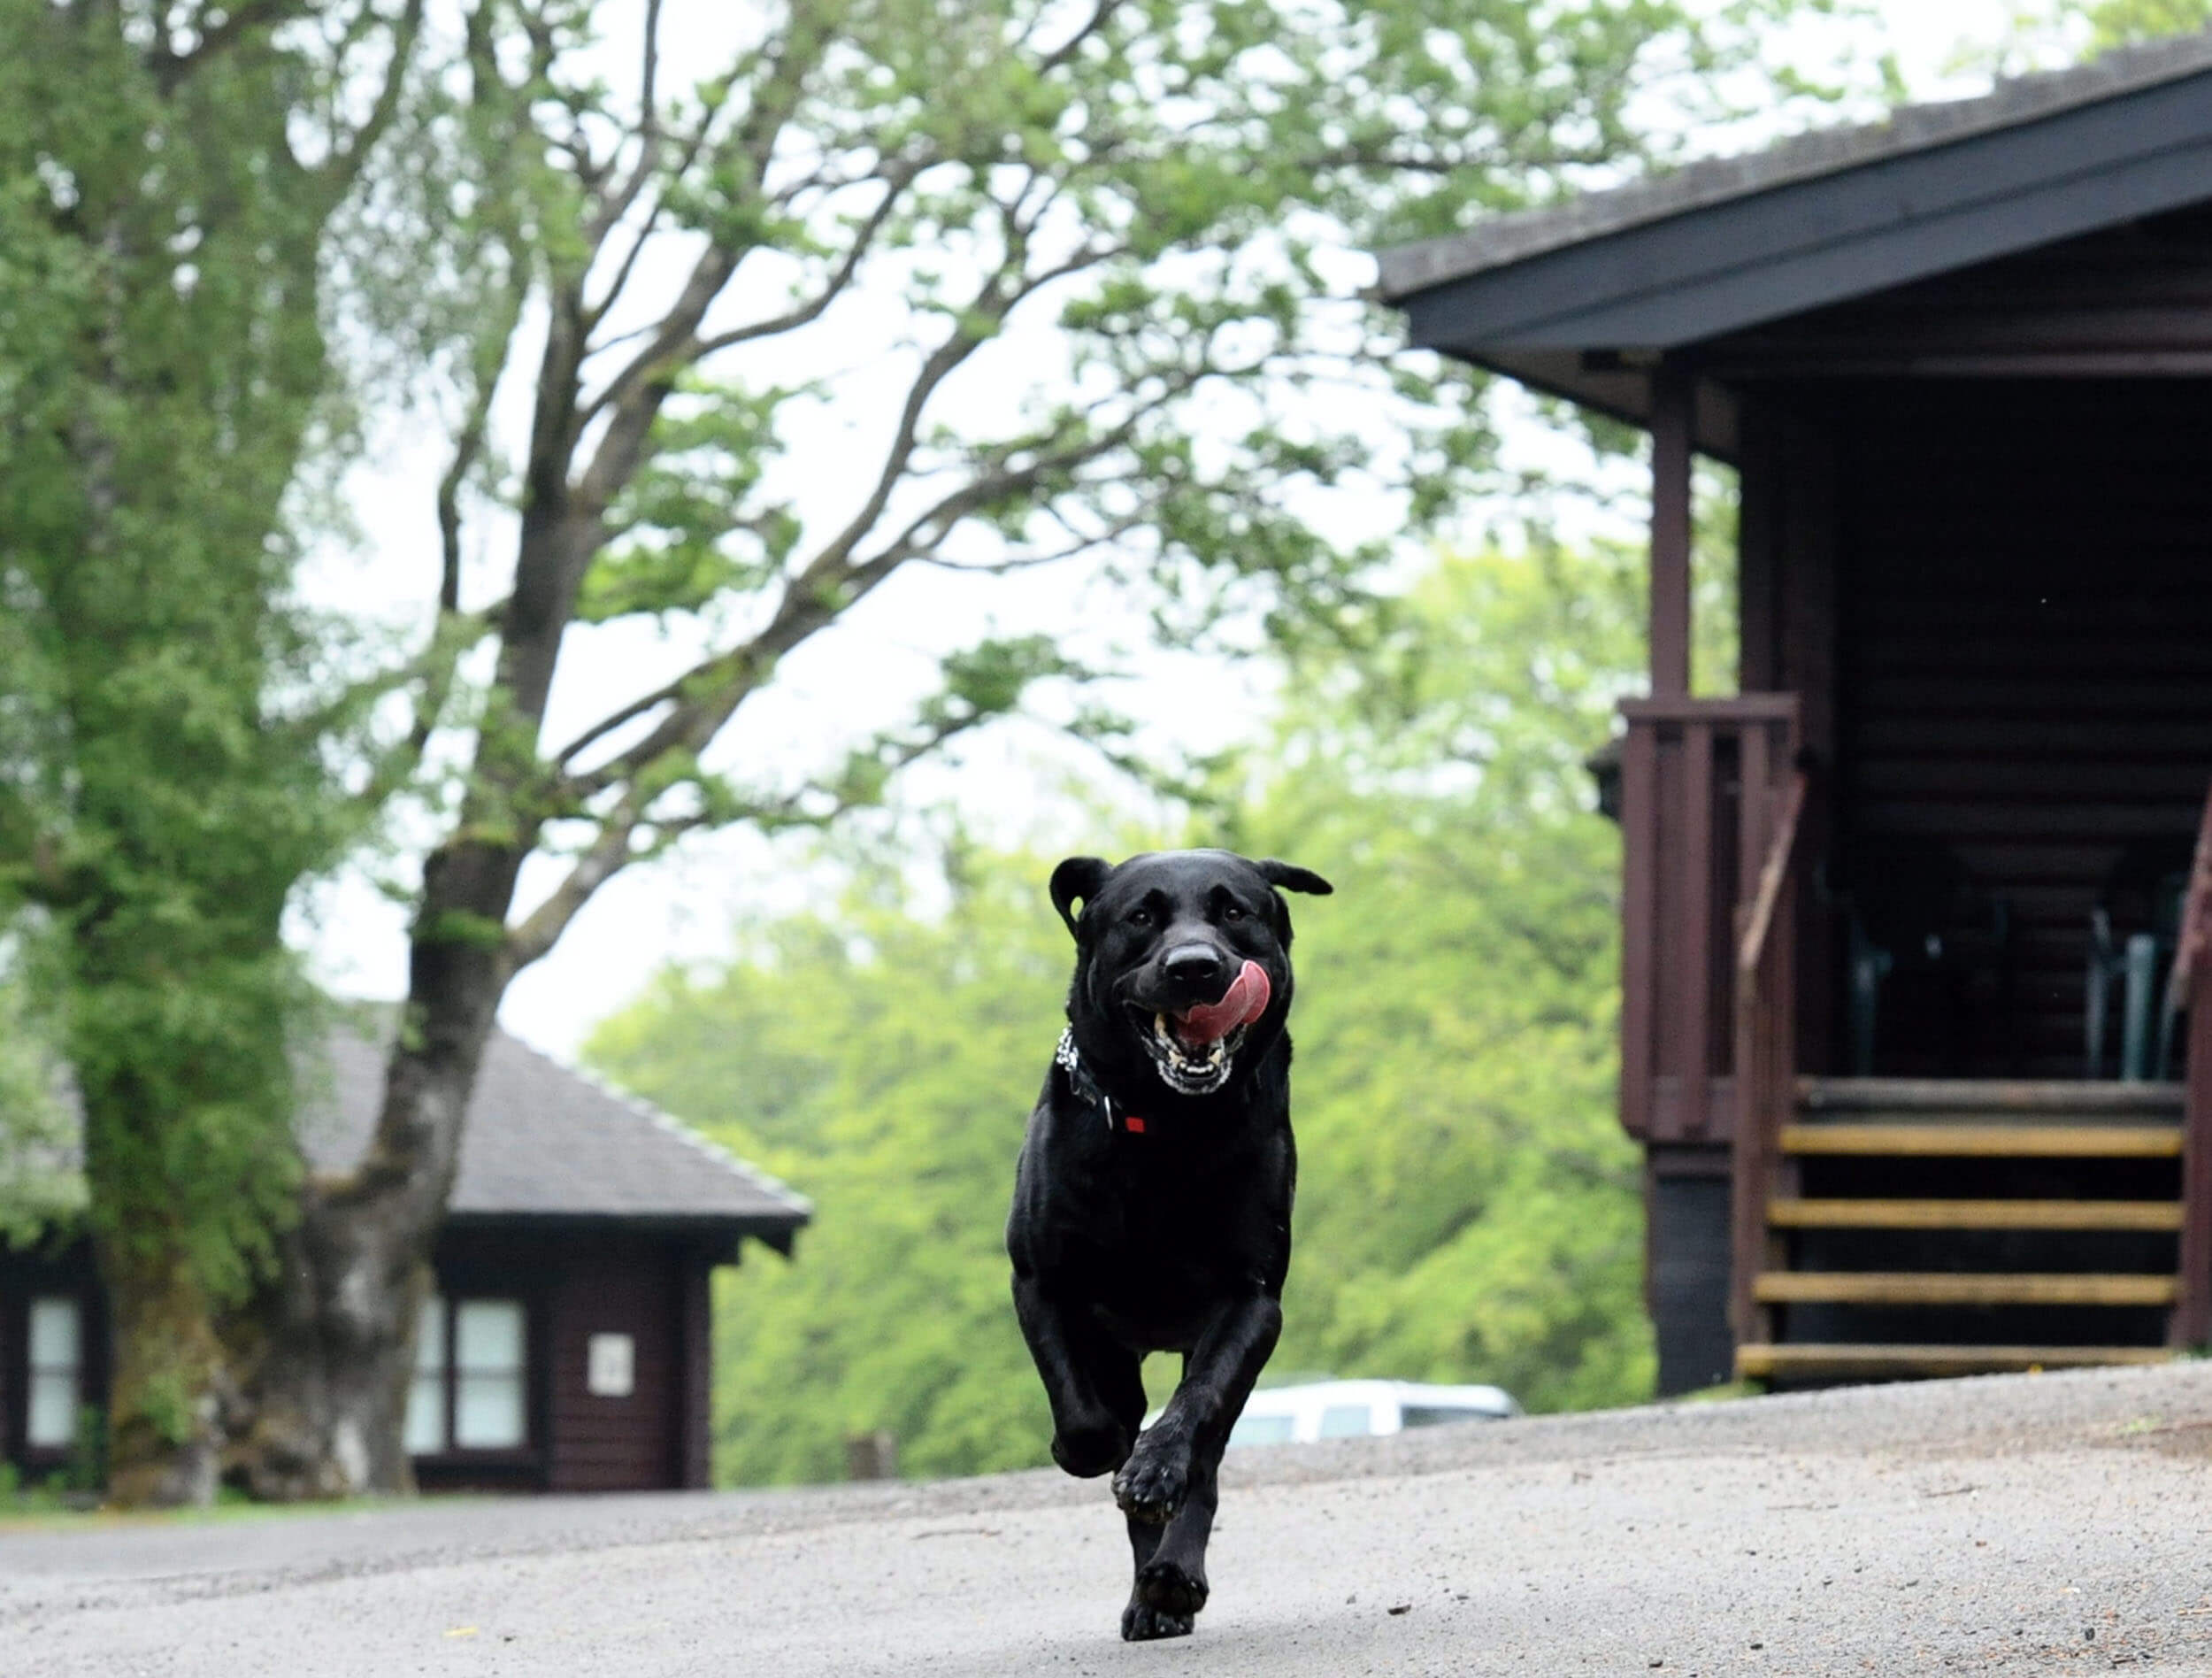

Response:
(404, 1295), (527, 1454)
(26, 1296), (83, 1451)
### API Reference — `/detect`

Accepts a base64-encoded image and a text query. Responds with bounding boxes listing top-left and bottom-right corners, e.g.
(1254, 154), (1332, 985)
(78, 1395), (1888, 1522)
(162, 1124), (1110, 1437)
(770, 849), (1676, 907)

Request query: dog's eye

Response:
(1127, 907), (1153, 928)
(1221, 902), (1246, 921)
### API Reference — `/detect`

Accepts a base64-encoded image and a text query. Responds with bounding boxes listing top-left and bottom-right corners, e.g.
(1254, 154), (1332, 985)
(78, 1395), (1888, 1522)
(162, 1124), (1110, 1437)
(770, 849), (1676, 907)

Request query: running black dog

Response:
(1006, 848), (1332, 1641)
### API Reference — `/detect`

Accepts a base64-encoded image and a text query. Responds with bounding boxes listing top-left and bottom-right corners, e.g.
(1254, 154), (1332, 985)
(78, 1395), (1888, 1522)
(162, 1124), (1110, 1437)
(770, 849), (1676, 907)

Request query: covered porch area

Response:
(1619, 374), (2212, 1389)
(1377, 35), (2212, 1390)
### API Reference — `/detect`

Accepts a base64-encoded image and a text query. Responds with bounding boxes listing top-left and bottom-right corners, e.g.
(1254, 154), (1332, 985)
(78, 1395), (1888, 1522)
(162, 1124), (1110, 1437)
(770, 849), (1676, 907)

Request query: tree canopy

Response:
(0, 0), (425, 1502)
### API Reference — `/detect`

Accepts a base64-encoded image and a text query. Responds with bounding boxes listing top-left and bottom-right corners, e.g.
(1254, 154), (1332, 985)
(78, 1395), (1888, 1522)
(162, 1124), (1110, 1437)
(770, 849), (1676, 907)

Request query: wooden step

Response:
(1797, 1077), (2182, 1115)
(1737, 1343), (2177, 1381)
(1767, 1197), (2185, 1231)
(1778, 1122), (2181, 1158)
(1754, 1271), (2178, 1306)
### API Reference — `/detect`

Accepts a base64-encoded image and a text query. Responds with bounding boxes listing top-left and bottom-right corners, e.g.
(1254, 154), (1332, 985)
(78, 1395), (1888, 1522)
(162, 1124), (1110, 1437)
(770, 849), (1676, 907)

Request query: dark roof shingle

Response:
(299, 1020), (810, 1237)
(1376, 29), (2212, 302)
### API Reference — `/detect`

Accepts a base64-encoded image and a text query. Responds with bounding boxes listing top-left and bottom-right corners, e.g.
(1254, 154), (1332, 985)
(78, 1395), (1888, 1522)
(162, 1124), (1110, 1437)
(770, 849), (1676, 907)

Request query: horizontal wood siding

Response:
(1710, 205), (2212, 377)
(1833, 379), (2212, 1076)
(546, 1236), (682, 1493)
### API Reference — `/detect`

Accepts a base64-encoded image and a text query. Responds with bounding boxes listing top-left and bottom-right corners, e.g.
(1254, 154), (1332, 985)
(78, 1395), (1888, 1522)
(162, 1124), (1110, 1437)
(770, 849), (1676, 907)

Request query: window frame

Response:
(405, 1285), (543, 1470)
(4, 1283), (98, 1470)
(23, 1294), (85, 1455)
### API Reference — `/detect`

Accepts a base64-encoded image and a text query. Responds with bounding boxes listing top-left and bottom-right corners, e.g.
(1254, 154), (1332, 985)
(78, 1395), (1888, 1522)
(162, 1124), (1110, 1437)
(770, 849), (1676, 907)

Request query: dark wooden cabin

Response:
(1379, 33), (2212, 1393)
(1, 1023), (810, 1492)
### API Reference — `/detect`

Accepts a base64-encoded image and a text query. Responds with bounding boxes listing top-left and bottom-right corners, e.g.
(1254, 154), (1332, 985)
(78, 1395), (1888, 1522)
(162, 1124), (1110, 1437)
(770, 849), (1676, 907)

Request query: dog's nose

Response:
(1163, 943), (1230, 990)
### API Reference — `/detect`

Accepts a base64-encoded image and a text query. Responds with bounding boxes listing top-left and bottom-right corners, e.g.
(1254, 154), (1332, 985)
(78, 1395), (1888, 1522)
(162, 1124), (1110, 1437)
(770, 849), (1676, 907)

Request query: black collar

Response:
(1054, 1028), (1148, 1135)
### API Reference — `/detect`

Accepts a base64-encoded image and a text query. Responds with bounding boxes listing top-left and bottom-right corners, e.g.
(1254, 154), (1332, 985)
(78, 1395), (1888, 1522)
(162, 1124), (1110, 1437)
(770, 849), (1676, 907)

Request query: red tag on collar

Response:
(1122, 1116), (1147, 1135)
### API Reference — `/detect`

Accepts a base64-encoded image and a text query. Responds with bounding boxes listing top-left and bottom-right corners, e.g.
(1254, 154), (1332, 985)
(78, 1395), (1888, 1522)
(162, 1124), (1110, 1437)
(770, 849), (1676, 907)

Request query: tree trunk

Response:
(227, 1206), (431, 1499)
(96, 1231), (228, 1508)
(79, 1068), (233, 1507)
(217, 319), (588, 1490)
(226, 841), (520, 1497)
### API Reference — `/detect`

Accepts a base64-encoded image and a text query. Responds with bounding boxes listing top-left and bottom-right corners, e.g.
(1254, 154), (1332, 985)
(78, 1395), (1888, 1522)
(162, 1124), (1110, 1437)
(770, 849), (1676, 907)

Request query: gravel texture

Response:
(7, 1360), (2212, 1674)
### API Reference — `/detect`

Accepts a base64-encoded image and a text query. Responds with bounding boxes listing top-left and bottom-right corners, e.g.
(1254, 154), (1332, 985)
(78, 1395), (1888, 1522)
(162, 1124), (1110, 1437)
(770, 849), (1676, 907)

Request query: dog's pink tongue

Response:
(1173, 960), (1272, 1047)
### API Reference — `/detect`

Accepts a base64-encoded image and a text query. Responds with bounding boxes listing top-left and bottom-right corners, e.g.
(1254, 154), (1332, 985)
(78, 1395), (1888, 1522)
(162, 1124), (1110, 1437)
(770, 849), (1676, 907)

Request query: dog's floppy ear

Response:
(1049, 856), (1112, 938)
(1256, 859), (1333, 897)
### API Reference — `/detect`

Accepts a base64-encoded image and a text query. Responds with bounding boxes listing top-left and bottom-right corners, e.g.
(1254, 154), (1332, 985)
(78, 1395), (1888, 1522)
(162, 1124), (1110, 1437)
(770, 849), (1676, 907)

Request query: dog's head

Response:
(1049, 849), (1333, 1097)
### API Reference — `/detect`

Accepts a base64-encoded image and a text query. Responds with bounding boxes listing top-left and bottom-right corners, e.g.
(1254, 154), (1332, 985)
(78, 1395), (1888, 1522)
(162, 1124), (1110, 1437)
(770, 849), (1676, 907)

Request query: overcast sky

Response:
(288, 0), (2076, 1058)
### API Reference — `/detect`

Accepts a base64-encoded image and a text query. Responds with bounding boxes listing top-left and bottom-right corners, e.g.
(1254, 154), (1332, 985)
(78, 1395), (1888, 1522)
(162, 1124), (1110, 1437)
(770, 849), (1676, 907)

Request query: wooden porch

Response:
(1377, 39), (2212, 1392)
(1620, 681), (2212, 1382)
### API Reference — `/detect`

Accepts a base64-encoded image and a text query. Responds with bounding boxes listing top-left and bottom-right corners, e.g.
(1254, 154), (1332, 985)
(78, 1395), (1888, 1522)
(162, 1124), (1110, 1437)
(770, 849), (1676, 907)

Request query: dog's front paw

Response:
(1050, 1415), (1131, 1479)
(1137, 1557), (1209, 1618)
(1111, 1435), (1189, 1525)
(1121, 1601), (1195, 1642)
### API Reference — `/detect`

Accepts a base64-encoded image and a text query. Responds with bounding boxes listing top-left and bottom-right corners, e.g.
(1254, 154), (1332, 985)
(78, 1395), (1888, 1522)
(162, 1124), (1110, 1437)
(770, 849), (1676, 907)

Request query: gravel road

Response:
(7, 1361), (2212, 1675)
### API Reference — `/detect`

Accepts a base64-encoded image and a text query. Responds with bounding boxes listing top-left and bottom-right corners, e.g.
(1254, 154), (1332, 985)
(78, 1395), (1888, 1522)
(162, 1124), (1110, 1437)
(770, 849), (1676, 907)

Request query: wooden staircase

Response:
(1735, 1078), (2188, 1382)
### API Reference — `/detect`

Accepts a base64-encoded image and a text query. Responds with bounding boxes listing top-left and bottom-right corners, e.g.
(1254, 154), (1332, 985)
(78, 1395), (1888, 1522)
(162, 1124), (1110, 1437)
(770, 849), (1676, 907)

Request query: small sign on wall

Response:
(586, 1333), (635, 1397)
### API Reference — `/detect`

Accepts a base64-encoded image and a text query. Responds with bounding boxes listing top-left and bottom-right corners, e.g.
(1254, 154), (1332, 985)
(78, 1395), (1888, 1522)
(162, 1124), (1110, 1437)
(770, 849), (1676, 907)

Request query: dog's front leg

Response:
(1011, 1266), (1146, 1478)
(1112, 1289), (1280, 1628)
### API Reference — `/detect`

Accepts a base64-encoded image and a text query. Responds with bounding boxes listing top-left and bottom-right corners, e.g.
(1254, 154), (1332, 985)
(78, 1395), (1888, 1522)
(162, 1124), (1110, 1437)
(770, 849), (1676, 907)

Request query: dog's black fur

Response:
(1006, 848), (1332, 1641)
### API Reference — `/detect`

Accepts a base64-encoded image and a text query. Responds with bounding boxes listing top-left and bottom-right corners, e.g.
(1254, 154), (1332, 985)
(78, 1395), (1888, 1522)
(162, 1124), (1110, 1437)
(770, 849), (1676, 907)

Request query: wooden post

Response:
(678, 1253), (713, 1489)
(2178, 998), (2212, 1347)
(1649, 361), (1694, 698)
(1677, 721), (1714, 1135)
(2167, 784), (2212, 1347)
(847, 1430), (899, 1480)
(1618, 720), (1659, 1140)
(1727, 717), (1804, 1355)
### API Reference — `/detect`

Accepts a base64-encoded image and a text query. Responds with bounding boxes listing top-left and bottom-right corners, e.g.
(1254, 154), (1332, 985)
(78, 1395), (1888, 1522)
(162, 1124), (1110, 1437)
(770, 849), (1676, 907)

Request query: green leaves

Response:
(1244, 546), (1654, 1410)
(0, 4), (423, 1320)
(2077, 0), (2212, 48)
(926, 634), (1082, 729)
(0, 981), (81, 1250)
(582, 381), (801, 623)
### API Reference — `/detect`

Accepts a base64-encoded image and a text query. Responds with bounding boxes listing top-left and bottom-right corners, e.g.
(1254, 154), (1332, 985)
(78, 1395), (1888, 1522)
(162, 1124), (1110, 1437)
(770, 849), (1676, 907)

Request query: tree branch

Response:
(551, 226), (1135, 807)
(675, 158), (919, 365)
(153, 0), (317, 93)
(313, 0), (426, 211)
(436, 273), (523, 614)
(580, 0), (665, 248)
(342, 599), (508, 816)
(503, 797), (645, 971)
(511, 677), (1015, 971)
(561, 13), (849, 514)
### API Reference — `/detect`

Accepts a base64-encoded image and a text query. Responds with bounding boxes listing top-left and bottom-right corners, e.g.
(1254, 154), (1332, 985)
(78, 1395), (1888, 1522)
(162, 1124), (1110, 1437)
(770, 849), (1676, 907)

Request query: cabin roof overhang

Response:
(1374, 31), (2212, 454)
(441, 1208), (805, 1263)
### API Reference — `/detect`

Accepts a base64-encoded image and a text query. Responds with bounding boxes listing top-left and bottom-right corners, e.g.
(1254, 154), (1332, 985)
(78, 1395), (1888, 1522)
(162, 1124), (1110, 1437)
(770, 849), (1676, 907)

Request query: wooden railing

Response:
(2165, 780), (2212, 1346)
(1729, 769), (1809, 1344)
(1617, 695), (1803, 1145)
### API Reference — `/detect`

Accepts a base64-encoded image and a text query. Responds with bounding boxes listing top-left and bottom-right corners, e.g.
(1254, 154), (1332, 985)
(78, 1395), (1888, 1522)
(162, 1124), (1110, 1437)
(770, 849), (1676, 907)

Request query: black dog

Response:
(1006, 848), (1332, 1641)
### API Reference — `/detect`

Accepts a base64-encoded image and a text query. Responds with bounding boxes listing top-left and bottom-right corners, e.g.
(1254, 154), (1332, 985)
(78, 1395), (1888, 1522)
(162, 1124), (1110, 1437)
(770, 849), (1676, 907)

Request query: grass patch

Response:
(0, 1474), (442, 1533)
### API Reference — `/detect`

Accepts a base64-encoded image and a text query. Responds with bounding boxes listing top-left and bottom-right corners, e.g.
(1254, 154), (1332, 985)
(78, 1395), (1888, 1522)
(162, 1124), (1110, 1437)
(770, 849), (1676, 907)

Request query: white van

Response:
(1221, 1378), (1519, 1449)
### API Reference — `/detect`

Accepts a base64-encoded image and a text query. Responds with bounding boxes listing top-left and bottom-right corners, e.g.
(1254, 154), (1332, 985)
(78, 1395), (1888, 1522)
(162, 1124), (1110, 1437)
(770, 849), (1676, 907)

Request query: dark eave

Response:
(1375, 32), (2212, 443)
(441, 1208), (804, 1265)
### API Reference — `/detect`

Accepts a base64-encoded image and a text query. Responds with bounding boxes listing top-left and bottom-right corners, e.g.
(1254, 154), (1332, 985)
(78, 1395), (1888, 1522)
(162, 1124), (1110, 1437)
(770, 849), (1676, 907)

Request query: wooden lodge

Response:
(2, 1020), (810, 1492)
(1379, 34), (2212, 1392)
